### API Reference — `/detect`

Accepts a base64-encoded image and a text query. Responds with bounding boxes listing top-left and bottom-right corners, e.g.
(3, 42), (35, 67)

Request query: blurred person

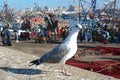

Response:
(78, 29), (83, 43)
(0, 26), (3, 32)
(13, 21), (19, 42)
(41, 28), (47, 43)
(0, 27), (6, 45)
(61, 27), (66, 40)
(102, 30), (110, 44)
(5, 25), (12, 46)
(47, 30), (52, 43)
(35, 24), (40, 43)
(57, 27), (61, 38)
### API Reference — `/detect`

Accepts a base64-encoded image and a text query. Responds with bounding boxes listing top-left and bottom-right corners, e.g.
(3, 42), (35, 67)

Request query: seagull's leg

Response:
(60, 64), (72, 76)
(60, 64), (66, 74)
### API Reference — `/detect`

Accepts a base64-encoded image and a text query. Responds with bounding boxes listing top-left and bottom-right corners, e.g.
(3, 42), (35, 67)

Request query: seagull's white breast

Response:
(59, 25), (81, 64)
(60, 41), (77, 64)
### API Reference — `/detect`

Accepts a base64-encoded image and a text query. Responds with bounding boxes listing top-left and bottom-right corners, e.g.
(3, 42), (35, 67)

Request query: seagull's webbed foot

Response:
(62, 72), (72, 76)
(29, 59), (40, 66)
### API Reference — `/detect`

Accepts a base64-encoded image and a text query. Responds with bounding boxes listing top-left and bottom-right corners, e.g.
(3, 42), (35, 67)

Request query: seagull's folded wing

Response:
(39, 44), (70, 63)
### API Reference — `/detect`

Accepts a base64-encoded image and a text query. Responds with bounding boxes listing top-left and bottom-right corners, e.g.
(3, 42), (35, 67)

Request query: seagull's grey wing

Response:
(39, 44), (70, 63)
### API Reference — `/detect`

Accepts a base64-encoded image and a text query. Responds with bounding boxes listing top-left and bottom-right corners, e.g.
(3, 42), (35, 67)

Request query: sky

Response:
(0, 0), (74, 9)
(0, 0), (112, 10)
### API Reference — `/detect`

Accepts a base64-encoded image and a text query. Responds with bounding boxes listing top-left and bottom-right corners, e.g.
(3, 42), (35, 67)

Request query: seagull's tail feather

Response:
(29, 59), (41, 66)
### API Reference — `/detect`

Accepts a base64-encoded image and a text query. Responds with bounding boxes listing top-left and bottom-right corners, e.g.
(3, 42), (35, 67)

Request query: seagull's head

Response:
(75, 23), (82, 31)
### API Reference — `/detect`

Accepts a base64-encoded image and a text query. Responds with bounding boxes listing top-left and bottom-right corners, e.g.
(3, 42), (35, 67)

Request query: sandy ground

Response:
(0, 46), (120, 80)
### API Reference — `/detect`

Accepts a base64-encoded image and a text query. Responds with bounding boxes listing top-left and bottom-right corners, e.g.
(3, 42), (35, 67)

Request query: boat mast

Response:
(112, 0), (116, 26)
(4, 0), (8, 25)
(78, 0), (81, 23)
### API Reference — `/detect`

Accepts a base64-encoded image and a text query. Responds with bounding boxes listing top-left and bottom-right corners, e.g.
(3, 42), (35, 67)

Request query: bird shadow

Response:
(0, 67), (42, 75)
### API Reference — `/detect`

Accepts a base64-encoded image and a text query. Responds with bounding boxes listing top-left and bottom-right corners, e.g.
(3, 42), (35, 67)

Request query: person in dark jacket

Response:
(0, 27), (6, 45)
(5, 25), (12, 46)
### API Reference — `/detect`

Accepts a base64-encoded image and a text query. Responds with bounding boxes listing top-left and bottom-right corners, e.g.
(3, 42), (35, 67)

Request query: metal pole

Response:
(91, 0), (96, 42)
(91, 0), (96, 29)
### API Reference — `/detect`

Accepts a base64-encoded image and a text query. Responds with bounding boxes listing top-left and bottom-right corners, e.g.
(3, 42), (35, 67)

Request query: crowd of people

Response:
(0, 16), (120, 46)
(78, 24), (120, 44)
(28, 23), (120, 45)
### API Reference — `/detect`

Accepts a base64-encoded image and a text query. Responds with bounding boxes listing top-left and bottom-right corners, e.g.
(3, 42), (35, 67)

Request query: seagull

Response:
(29, 23), (82, 75)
